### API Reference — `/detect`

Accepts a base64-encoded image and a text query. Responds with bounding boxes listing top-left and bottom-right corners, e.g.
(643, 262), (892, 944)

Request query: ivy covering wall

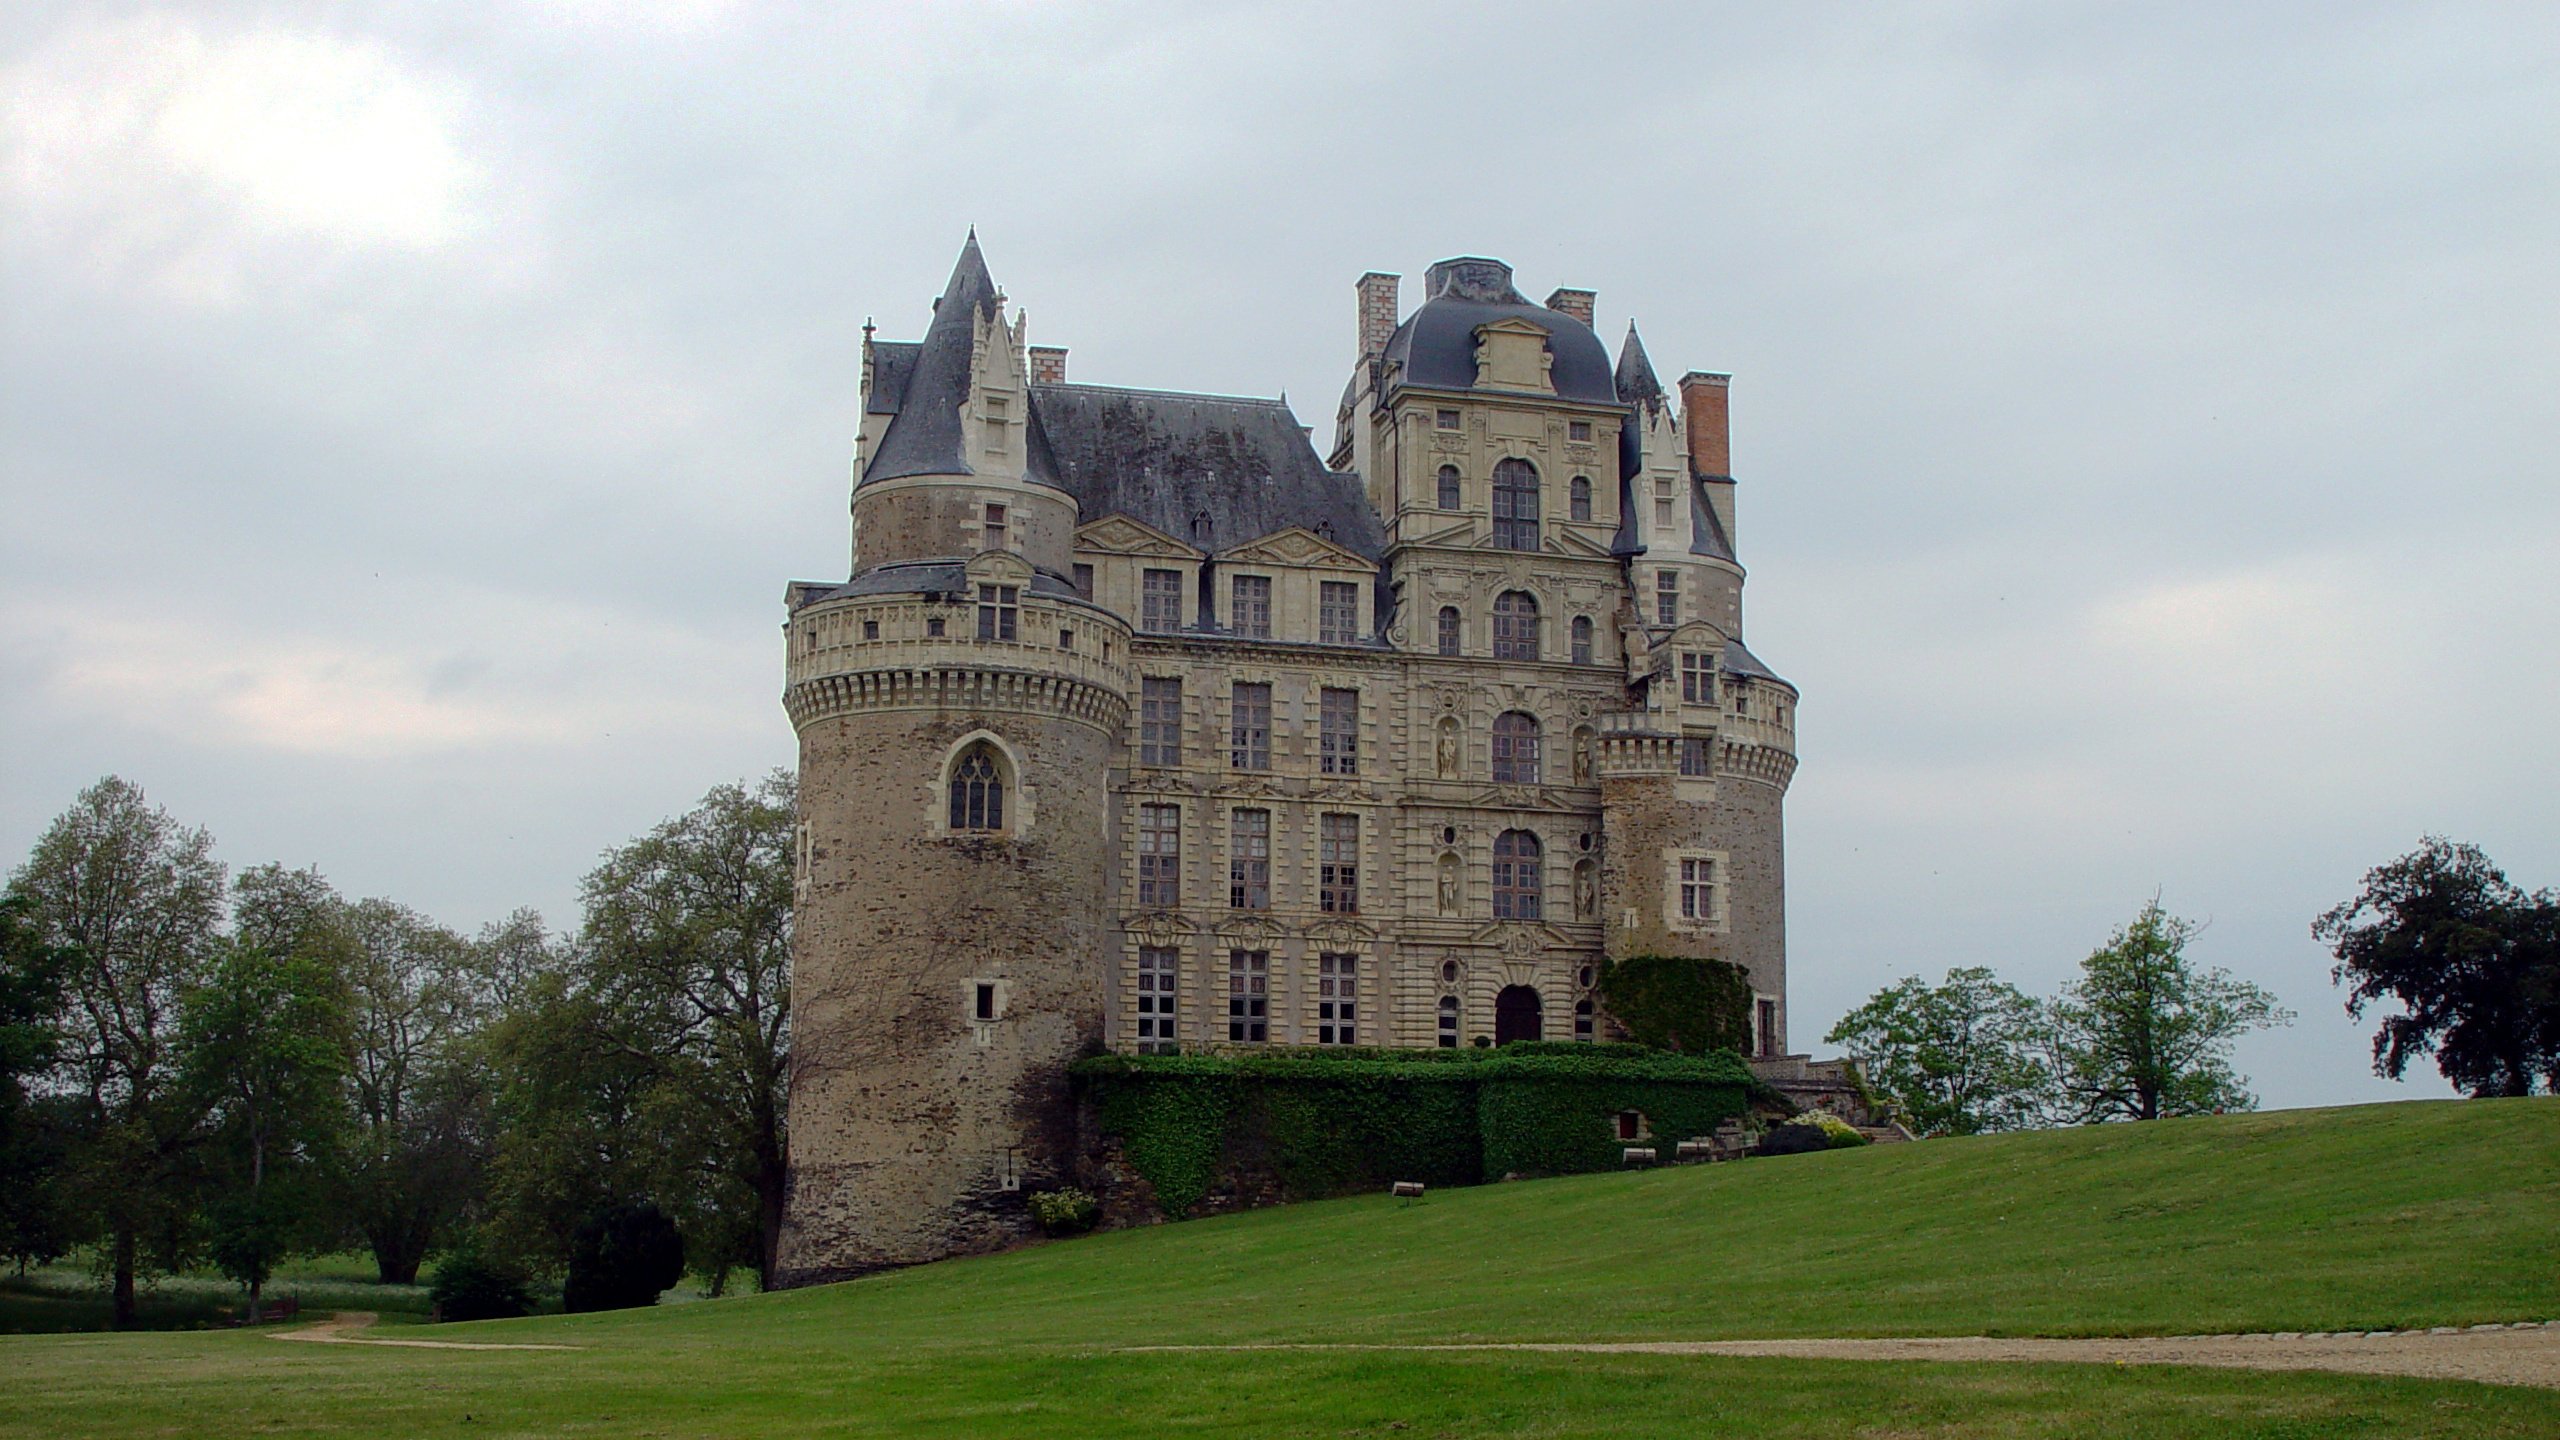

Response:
(1072, 1044), (1759, 1217)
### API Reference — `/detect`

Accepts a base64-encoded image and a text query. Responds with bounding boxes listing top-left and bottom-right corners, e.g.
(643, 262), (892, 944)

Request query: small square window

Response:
(1436, 409), (1461, 431)
(1616, 1111), (1642, 1141)
(1569, 420), (1592, 442)
(1058, 628), (1075, 651)
(974, 983), (997, 1022)
(862, 619), (879, 640)
(926, 616), (946, 637)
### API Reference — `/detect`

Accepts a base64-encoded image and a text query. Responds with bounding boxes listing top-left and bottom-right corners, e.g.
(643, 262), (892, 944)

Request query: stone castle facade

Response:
(773, 237), (1800, 1282)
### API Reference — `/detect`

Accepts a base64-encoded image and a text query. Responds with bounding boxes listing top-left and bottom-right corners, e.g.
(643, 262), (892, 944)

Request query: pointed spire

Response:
(864, 233), (1004, 485)
(938, 230), (998, 319)
(1614, 321), (1663, 407)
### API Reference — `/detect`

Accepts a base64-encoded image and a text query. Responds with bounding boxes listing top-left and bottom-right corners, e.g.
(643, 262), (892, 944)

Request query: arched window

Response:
(1569, 475), (1592, 522)
(1492, 830), (1542, 920)
(1492, 458), (1539, 550)
(1491, 712), (1541, 784)
(1570, 615), (1594, 665)
(1436, 605), (1461, 656)
(1437, 465), (1462, 510)
(948, 744), (1005, 832)
(1437, 994), (1460, 1049)
(1492, 591), (1539, 661)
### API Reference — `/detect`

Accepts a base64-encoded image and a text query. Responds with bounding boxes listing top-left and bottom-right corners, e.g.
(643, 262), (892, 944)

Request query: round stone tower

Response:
(773, 238), (1129, 1284)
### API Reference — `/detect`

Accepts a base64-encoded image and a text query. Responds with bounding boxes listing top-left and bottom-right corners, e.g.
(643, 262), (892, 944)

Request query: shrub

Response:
(1028, 1188), (1100, 1237)
(1799, 1109), (1871, 1148)
(428, 1238), (533, 1323)
(562, 1201), (685, 1314)
(1596, 955), (1753, 1054)
(1756, 1122), (1831, 1157)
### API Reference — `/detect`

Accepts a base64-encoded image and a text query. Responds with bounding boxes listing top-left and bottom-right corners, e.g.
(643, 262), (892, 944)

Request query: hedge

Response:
(1072, 1044), (1760, 1217)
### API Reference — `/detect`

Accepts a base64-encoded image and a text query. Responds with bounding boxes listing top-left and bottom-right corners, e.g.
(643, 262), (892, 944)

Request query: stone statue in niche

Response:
(1437, 853), (1461, 915)
(1435, 718), (1460, 780)
(1571, 730), (1594, 784)
(1574, 862), (1597, 920)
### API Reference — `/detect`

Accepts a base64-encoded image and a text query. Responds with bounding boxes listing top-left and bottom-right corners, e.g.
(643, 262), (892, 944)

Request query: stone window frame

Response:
(1665, 847), (1730, 933)
(929, 731), (1033, 839)
(1230, 572), (1274, 638)
(1318, 580), (1361, 644)
(1655, 570), (1680, 627)
(1436, 605), (1462, 656)
(1228, 807), (1272, 910)
(1318, 688), (1359, 776)
(976, 583), (1020, 642)
(1570, 615), (1594, 665)
(1227, 949), (1270, 1042)
(1137, 802), (1182, 908)
(1568, 475), (1593, 522)
(1681, 652), (1716, 705)
(1491, 711), (1541, 785)
(1436, 464), (1462, 510)
(1436, 993), (1461, 1048)
(1492, 828), (1544, 921)
(1316, 952), (1359, 1044)
(1140, 568), (1184, 632)
(1491, 590), (1540, 662)
(1139, 676), (1184, 767)
(1435, 408), (1462, 431)
(1679, 734), (1712, 778)
(1229, 681), (1272, 771)
(1317, 812), (1358, 914)
(1491, 457), (1541, 551)
(1754, 993), (1782, 1059)
(1135, 946), (1179, 1054)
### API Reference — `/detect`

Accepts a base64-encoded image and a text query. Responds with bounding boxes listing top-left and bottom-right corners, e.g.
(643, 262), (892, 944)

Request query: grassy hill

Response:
(5, 1099), (2557, 1438)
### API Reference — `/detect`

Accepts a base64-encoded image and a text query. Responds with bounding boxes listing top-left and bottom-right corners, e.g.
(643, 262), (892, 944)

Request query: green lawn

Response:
(4, 1098), (2556, 1438)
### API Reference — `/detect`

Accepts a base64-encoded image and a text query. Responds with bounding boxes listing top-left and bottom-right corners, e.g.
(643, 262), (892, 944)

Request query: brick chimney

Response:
(1028, 346), (1067, 385)
(1357, 271), (1400, 361)
(1543, 287), (1596, 328)
(1679, 371), (1731, 478)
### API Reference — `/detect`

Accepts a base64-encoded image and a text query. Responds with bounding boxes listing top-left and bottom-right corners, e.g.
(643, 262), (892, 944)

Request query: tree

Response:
(182, 934), (351, 1322)
(576, 773), (794, 1289)
(1825, 966), (2055, 1136)
(9, 778), (226, 1326)
(337, 896), (488, 1284)
(0, 894), (81, 1271)
(2314, 838), (2560, 1097)
(2049, 900), (2291, 1122)
(1594, 955), (1753, 1054)
(561, 1201), (685, 1313)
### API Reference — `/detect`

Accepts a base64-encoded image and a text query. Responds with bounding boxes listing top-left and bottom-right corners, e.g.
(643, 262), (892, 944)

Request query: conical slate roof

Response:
(1613, 322), (1663, 408)
(861, 234), (1064, 490)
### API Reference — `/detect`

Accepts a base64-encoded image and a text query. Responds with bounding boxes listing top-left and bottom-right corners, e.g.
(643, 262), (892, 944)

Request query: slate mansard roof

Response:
(1379, 258), (1620, 406)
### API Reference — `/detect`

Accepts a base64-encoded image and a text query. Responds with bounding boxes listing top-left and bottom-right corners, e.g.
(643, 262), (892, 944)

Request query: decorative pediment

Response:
(1127, 911), (1198, 947)
(1553, 527), (1616, 559)
(1075, 514), (1204, 560)
(1214, 526), (1374, 573)
(1305, 917), (1378, 948)
(963, 549), (1036, 585)
(1472, 317), (1556, 395)
(1468, 920), (1573, 954)
(1213, 915), (1285, 947)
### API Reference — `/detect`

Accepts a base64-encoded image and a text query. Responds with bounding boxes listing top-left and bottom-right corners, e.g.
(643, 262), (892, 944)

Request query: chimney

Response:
(1029, 345), (1067, 385)
(1543, 287), (1596, 328)
(1357, 271), (1400, 361)
(1679, 371), (1731, 478)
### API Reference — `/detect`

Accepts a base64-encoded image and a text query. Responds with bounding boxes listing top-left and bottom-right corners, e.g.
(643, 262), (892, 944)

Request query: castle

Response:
(773, 237), (1800, 1282)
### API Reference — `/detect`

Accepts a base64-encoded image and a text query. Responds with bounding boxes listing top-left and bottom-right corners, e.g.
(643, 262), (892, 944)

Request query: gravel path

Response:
(270, 1310), (581, 1352)
(1138, 1322), (2560, 1391)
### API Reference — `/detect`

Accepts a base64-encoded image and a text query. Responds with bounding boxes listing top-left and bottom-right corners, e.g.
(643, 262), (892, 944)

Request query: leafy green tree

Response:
(1825, 967), (2055, 1136)
(2050, 901), (2291, 1122)
(182, 934), (351, 1321)
(576, 773), (794, 1289)
(339, 896), (488, 1284)
(562, 1200), (686, 1313)
(1594, 955), (1752, 1054)
(9, 778), (226, 1326)
(2314, 838), (2559, 1097)
(0, 894), (82, 1271)
(478, 965), (659, 1277)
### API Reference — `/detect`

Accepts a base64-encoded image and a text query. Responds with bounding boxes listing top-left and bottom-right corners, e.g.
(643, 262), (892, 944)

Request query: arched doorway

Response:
(1495, 985), (1543, 1045)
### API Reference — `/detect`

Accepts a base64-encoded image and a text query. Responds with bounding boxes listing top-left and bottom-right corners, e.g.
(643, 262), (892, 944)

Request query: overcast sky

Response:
(6, 2), (2556, 1109)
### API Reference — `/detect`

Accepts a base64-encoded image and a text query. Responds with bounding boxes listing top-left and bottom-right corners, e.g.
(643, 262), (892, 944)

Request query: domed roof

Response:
(1378, 258), (1620, 405)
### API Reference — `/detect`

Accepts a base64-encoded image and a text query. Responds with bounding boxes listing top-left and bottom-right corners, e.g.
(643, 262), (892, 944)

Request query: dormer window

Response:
(976, 585), (1018, 641)
(1654, 477), (1675, 530)
(1681, 653), (1715, 704)
(983, 396), (1009, 453)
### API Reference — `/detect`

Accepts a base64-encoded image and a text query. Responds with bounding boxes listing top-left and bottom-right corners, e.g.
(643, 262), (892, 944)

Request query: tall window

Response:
(1492, 591), (1539, 661)
(1137, 804), (1180, 907)
(1436, 606), (1461, 656)
(948, 745), (1004, 832)
(1229, 682), (1271, 770)
(1681, 652), (1715, 705)
(1072, 562), (1092, 597)
(1732, 681), (1751, 717)
(1680, 736), (1712, 777)
(1492, 458), (1540, 551)
(1140, 678), (1183, 766)
(1136, 947), (1178, 1054)
(1493, 830), (1542, 920)
(983, 399), (1010, 454)
(1227, 950), (1268, 1042)
(1231, 575), (1272, 638)
(1574, 998), (1595, 1042)
(1570, 615), (1594, 665)
(1318, 954), (1358, 1044)
(1319, 581), (1360, 644)
(1680, 856), (1719, 921)
(1756, 997), (1778, 1058)
(977, 584), (1019, 641)
(1228, 809), (1270, 909)
(1319, 688), (1358, 775)
(1437, 995), (1460, 1048)
(1436, 465), (1461, 509)
(1654, 477), (1675, 531)
(1569, 475), (1592, 522)
(983, 502), (1008, 550)
(1141, 569), (1183, 631)
(1491, 711), (1541, 784)
(1655, 570), (1679, 627)
(1319, 813), (1358, 913)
